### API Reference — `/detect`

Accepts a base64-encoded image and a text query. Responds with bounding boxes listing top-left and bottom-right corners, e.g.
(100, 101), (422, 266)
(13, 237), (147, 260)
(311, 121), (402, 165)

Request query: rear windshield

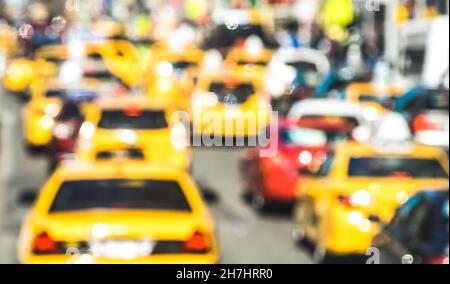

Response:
(46, 89), (98, 101)
(280, 127), (326, 147)
(49, 179), (191, 213)
(172, 61), (197, 71)
(424, 91), (449, 111)
(209, 82), (255, 104)
(348, 157), (448, 178)
(98, 110), (168, 130)
(300, 115), (360, 128)
(237, 60), (267, 66)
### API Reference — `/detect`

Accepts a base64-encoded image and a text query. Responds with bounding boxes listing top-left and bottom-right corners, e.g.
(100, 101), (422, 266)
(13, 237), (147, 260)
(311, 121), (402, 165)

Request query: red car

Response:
(48, 100), (85, 172)
(240, 118), (353, 212)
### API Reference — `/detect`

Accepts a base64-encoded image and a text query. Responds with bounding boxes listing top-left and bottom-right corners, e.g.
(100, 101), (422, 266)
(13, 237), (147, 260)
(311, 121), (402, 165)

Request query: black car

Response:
(372, 190), (449, 264)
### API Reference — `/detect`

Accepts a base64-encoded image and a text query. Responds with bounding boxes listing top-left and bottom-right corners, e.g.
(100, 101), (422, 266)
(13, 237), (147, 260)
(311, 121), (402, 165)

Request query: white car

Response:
(287, 99), (368, 126)
(266, 48), (330, 99)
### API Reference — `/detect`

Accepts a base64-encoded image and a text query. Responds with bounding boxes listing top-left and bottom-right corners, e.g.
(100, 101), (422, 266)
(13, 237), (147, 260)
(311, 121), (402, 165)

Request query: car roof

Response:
(271, 48), (330, 74)
(288, 99), (365, 122)
(55, 161), (187, 181)
(335, 141), (448, 158)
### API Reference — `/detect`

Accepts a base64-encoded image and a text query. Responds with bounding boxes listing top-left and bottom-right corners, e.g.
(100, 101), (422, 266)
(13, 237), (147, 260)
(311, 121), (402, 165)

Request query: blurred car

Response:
(372, 189), (449, 264)
(146, 41), (205, 110)
(0, 22), (19, 57)
(395, 87), (449, 149)
(2, 57), (57, 95)
(266, 48), (331, 101)
(203, 9), (278, 51)
(17, 161), (219, 264)
(191, 70), (271, 137)
(225, 41), (273, 79)
(346, 83), (404, 121)
(287, 99), (366, 128)
(91, 17), (126, 39)
(77, 96), (191, 170)
(292, 140), (449, 263)
(315, 67), (370, 99)
(3, 40), (142, 96)
(240, 119), (340, 212)
(23, 78), (120, 152)
(49, 100), (87, 171)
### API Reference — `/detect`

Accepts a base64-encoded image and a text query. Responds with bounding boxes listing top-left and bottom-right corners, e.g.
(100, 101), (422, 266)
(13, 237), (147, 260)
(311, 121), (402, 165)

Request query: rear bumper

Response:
(322, 204), (377, 256)
(22, 253), (219, 264)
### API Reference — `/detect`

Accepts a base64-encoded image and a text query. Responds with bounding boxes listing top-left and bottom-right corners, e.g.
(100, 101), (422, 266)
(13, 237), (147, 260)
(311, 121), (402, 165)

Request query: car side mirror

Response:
(19, 92), (31, 103)
(368, 215), (381, 223)
(200, 186), (220, 205)
(18, 189), (38, 206)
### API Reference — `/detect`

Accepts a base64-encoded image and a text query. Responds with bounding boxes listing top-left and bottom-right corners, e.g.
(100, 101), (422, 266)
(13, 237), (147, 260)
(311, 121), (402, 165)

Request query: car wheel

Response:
(252, 192), (269, 213)
(313, 245), (329, 264)
(25, 144), (47, 156)
(291, 225), (306, 248)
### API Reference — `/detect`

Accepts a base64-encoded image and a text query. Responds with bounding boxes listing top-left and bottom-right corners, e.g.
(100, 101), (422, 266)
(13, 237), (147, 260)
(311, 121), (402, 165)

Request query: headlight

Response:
(298, 150), (313, 166)
(44, 103), (60, 118)
(53, 123), (74, 139)
(39, 115), (54, 130)
(79, 121), (95, 140)
(349, 190), (371, 207)
(157, 61), (173, 78)
(363, 106), (379, 121)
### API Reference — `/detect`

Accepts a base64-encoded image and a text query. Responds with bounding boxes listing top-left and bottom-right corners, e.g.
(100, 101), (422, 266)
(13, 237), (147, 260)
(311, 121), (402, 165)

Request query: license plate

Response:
(90, 240), (155, 259)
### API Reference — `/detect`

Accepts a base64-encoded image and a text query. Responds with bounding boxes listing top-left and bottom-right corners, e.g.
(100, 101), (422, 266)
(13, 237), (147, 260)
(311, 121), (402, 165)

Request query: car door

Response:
(380, 195), (432, 264)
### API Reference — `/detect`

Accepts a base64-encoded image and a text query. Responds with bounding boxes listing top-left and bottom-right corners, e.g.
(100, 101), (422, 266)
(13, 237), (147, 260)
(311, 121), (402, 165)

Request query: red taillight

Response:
(183, 231), (210, 253)
(425, 256), (449, 264)
(124, 106), (143, 117)
(413, 114), (439, 132)
(33, 232), (60, 254)
(337, 195), (352, 207)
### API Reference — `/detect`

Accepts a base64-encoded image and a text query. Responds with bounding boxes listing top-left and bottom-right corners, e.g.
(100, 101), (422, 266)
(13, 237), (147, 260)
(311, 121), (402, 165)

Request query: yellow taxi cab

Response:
(93, 40), (145, 88)
(346, 83), (404, 121)
(191, 69), (272, 137)
(225, 40), (273, 80)
(2, 57), (57, 95)
(38, 40), (144, 88)
(77, 96), (191, 170)
(17, 161), (219, 264)
(145, 41), (205, 110)
(3, 40), (143, 95)
(23, 77), (119, 151)
(0, 22), (18, 57)
(292, 140), (449, 262)
(23, 78), (64, 150)
(91, 17), (125, 39)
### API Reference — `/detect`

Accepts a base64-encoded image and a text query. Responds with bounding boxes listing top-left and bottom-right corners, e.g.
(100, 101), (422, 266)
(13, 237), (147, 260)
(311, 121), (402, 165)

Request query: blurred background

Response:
(0, 0), (448, 264)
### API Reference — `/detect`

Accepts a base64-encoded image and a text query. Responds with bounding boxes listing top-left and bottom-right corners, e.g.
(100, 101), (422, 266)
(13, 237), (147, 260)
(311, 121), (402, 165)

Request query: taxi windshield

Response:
(209, 82), (255, 104)
(98, 110), (168, 130)
(49, 179), (191, 213)
(348, 157), (448, 178)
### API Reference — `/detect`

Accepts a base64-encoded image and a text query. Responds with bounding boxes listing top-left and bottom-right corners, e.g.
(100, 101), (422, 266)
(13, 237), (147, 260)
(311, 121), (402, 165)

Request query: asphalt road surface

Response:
(0, 88), (313, 264)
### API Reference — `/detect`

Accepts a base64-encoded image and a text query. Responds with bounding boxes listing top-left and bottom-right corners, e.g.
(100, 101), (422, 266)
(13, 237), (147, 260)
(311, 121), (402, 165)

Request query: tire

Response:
(252, 192), (270, 213)
(313, 245), (330, 264)
(25, 144), (47, 156)
(292, 200), (308, 248)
